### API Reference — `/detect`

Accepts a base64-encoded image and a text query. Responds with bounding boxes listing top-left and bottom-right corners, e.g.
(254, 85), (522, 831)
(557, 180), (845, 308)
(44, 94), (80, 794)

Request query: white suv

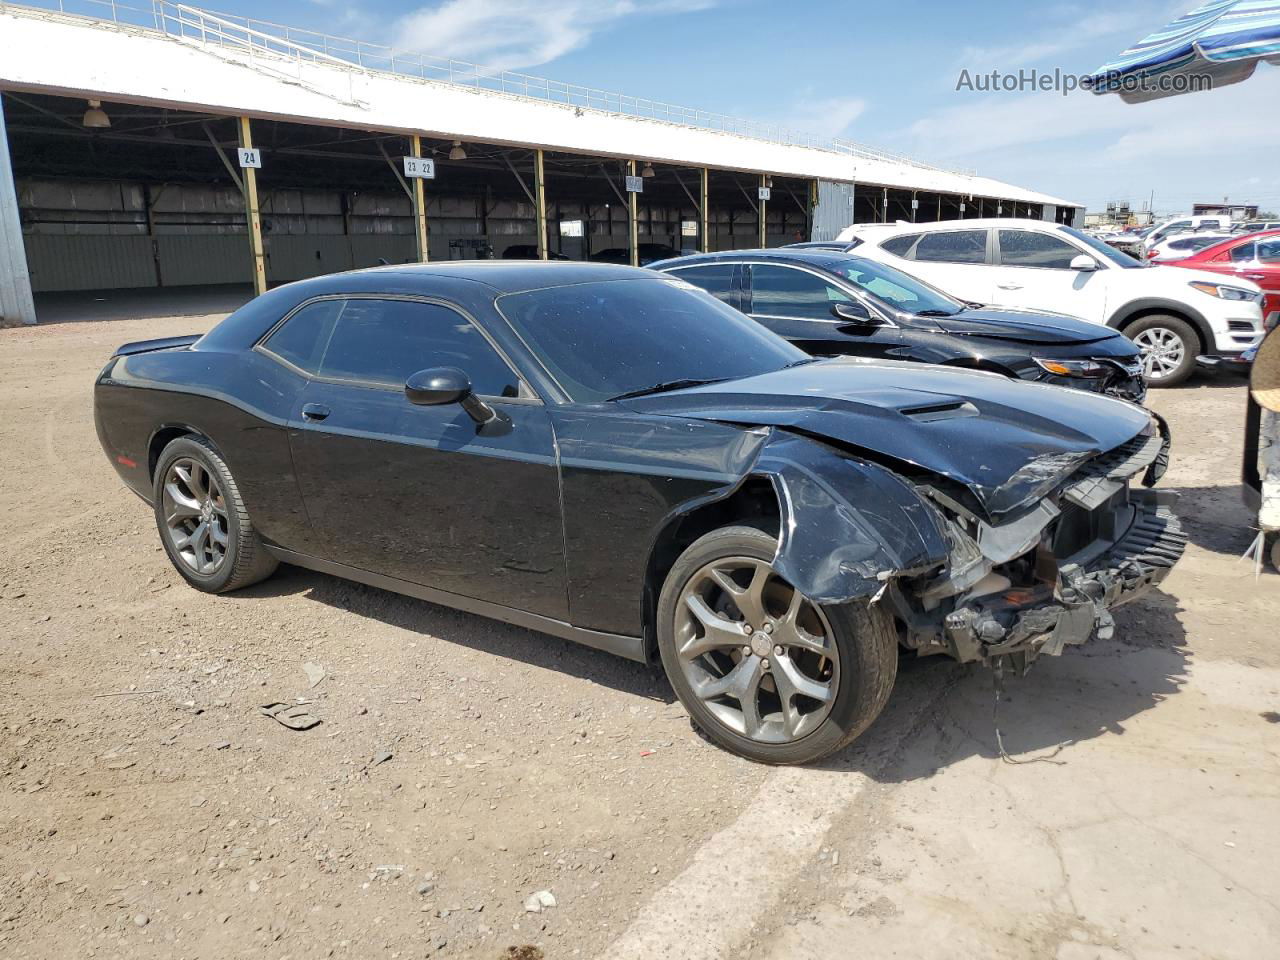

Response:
(836, 218), (1265, 386)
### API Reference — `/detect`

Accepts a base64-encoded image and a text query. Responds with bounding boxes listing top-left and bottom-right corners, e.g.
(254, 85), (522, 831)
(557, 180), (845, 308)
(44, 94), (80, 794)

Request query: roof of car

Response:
(845, 217), (1069, 233)
(275, 260), (656, 296)
(650, 249), (867, 271)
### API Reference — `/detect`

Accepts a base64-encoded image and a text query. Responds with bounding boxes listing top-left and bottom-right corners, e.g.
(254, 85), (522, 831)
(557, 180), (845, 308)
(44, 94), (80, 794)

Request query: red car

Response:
(1168, 230), (1280, 330)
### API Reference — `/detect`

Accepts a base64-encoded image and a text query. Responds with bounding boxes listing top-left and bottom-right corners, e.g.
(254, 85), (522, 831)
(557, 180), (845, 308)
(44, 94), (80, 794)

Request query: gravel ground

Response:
(1, 314), (1277, 960)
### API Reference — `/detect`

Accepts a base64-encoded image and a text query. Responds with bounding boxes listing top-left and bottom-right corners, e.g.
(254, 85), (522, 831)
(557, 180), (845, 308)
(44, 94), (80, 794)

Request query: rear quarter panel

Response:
(95, 347), (319, 554)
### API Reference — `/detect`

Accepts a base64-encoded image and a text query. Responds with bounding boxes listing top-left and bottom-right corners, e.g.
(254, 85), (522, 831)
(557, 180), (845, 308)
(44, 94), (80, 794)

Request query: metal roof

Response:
(0, 1), (1079, 207)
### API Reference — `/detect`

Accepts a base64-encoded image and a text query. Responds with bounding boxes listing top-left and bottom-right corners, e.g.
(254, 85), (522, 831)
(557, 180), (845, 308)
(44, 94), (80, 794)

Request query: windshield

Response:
(1057, 225), (1145, 268)
(826, 256), (964, 316)
(496, 277), (806, 403)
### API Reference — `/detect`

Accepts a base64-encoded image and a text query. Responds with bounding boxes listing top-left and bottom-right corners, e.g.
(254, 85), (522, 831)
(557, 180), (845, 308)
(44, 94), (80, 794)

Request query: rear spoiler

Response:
(113, 334), (202, 357)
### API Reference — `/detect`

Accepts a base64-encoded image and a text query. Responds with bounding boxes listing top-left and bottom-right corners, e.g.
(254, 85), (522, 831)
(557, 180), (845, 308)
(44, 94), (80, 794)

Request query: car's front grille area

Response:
(1229, 320), (1259, 332)
(1062, 431), (1164, 511)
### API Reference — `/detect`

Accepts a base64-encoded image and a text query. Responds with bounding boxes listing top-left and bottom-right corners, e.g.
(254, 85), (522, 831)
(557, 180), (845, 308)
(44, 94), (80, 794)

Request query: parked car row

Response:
(95, 255), (1185, 764)
(831, 217), (1266, 386)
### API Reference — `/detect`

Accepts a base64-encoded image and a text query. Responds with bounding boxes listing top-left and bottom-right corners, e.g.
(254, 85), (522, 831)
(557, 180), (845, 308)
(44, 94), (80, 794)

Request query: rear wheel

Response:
(656, 526), (897, 765)
(153, 436), (278, 593)
(1128, 314), (1199, 387)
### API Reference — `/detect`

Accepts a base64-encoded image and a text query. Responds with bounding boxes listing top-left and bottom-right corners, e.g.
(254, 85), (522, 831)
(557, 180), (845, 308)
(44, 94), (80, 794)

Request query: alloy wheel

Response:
(161, 457), (229, 575)
(673, 557), (839, 743)
(1132, 327), (1187, 381)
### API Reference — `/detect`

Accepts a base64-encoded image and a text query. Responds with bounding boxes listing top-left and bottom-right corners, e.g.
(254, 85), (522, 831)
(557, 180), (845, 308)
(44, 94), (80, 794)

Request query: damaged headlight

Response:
(1033, 358), (1109, 379)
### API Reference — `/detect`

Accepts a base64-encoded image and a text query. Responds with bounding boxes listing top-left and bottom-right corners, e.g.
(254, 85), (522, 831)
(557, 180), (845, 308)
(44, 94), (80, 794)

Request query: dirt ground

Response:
(1, 314), (1277, 960)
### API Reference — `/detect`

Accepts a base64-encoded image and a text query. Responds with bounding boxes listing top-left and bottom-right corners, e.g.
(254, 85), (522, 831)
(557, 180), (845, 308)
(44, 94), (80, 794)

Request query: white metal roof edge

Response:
(0, 9), (1079, 207)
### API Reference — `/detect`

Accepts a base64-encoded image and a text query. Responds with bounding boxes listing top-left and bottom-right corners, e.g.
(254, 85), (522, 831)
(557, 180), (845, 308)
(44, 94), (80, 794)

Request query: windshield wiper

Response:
(784, 357), (820, 368)
(608, 377), (730, 402)
(914, 309), (960, 317)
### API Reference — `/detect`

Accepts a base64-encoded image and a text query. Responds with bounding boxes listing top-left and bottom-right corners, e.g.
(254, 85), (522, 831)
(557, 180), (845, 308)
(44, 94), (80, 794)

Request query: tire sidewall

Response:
(1128, 314), (1198, 388)
(153, 437), (245, 593)
(656, 526), (894, 765)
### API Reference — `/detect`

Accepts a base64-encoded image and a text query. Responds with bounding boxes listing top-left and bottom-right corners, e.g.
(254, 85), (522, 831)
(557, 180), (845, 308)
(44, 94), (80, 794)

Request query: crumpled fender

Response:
(752, 432), (950, 603)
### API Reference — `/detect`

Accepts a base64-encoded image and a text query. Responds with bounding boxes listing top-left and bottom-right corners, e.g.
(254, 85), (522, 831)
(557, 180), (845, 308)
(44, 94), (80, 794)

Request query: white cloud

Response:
(881, 66), (1280, 210)
(786, 95), (867, 139)
(954, 5), (1183, 77)
(391, 0), (717, 72)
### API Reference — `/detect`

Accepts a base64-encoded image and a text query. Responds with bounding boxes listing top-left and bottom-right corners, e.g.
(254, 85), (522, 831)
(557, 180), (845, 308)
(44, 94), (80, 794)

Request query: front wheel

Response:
(656, 526), (898, 765)
(1128, 314), (1199, 388)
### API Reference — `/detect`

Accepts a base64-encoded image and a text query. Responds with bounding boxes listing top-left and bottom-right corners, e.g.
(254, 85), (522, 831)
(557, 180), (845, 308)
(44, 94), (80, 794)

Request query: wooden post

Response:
(808, 179), (818, 241)
(758, 174), (768, 248)
(238, 116), (267, 296)
(411, 135), (429, 263)
(627, 159), (639, 267)
(700, 167), (710, 253)
(534, 149), (548, 261)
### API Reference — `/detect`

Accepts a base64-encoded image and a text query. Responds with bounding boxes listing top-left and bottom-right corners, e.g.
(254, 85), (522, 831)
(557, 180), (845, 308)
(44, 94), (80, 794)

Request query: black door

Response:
(744, 263), (902, 359)
(281, 296), (568, 620)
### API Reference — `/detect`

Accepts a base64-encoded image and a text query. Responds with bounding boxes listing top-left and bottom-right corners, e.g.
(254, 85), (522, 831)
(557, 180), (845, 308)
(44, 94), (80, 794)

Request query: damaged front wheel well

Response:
(640, 476), (780, 661)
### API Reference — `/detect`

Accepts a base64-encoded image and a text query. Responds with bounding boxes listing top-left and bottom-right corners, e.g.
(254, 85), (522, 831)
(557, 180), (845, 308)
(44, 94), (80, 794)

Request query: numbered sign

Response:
(238, 148), (262, 169)
(625, 175), (644, 194)
(758, 187), (771, 201)
(403, 156), (436, 179)
(959, 202), (967, 212)
(911, 198), (919, 209)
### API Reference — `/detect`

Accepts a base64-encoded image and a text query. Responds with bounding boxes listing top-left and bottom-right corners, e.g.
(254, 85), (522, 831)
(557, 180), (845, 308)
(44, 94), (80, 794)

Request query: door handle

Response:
(997, 283), (1023, 290)
(301, 402), (331, 422)
(1244, 273), (1266, 281)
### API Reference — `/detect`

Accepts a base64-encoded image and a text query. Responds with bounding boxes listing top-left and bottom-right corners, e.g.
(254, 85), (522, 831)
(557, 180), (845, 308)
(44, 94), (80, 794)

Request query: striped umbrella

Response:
(1089, 0), (1280, 102)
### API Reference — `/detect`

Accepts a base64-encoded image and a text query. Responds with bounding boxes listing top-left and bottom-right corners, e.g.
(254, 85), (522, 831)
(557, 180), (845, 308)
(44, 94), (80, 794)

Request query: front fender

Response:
(754, 433), (950, 603)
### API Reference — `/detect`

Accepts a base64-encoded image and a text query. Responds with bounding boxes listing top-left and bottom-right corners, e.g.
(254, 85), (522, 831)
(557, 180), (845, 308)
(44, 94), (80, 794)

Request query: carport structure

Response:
(0, 1), (1079, 324)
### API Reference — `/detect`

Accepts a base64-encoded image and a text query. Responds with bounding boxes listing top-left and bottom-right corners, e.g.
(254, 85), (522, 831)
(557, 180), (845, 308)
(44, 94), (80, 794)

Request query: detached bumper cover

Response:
(943, 490), (1185, 669)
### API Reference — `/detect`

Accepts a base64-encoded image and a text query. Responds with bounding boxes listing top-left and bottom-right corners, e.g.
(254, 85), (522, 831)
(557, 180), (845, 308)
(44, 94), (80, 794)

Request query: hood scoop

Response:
(900, 400), (979, 423)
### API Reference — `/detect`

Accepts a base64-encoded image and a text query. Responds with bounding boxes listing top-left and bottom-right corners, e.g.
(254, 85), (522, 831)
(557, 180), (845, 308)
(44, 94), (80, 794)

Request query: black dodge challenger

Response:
(95, 262), (1185, 764)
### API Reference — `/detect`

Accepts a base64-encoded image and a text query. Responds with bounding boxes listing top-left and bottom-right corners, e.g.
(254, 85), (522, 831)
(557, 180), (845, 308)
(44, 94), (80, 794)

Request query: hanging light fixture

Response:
(641, 161), (655, 178)
(448, 140), (467, 160)
(82, 99), (110, 129)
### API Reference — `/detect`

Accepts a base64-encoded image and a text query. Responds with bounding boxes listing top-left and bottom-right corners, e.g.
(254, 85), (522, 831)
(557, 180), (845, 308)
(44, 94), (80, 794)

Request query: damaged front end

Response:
(894, 421), (1186, 672)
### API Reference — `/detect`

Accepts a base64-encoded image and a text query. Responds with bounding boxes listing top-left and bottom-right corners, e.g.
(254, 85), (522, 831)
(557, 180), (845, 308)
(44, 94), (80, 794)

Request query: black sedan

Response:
(651, 249), (1146, 401)
(95, 262), (1184, 764)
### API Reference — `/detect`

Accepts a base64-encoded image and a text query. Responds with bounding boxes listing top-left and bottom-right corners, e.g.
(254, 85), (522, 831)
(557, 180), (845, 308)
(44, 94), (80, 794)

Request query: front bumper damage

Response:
(941, 490), (1185, 671)
(900, 420), (1185, 672)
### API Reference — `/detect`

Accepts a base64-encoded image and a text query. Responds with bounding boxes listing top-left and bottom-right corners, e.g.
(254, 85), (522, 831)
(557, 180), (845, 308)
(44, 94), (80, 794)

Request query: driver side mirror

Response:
(405, 367), (498, 425)
(830, 301), (880, 324)
(1070, 254), (1099, 272)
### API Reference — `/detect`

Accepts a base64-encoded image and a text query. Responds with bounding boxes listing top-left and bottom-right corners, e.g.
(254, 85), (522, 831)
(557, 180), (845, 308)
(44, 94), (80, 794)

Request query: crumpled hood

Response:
(932, 307), (1119, 345)
(622, 358), (1153, 519)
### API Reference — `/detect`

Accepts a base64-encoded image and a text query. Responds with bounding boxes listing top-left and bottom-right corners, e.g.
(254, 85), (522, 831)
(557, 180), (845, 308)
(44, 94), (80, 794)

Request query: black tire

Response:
(656, 525), (897, 765)
(153, 435), (278, 593)
(1270, 533), (1280, 576)
(1126, 314), (1199, 388)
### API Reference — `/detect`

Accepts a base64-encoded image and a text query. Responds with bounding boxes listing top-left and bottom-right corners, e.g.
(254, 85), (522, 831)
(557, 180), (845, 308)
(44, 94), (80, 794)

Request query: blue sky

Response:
(225, 0), (1278, 213)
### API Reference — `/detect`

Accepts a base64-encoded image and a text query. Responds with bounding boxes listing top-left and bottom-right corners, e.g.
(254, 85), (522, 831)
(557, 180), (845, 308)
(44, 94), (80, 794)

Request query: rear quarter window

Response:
(880, 235), (917, 258)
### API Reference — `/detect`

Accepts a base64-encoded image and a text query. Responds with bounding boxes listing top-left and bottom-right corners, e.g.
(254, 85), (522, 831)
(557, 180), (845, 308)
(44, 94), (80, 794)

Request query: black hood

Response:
(931, 307), (1121, 345)
(622, 358), (1153, 519)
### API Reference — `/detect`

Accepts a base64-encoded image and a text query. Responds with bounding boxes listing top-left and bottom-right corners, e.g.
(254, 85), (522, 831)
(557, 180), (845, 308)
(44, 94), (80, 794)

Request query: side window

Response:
(880, 235), (917, 258)
(667, 264), (737, 306)
(318, 299), (520, 397)
(262, 299), (343, 374)
(913, 230), (988, 264)
(1230, 242), (1257, 263)
(749, 264), (852, 321)
(997, 230), (1081, 268)
(1257, 239), (1280, 263)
